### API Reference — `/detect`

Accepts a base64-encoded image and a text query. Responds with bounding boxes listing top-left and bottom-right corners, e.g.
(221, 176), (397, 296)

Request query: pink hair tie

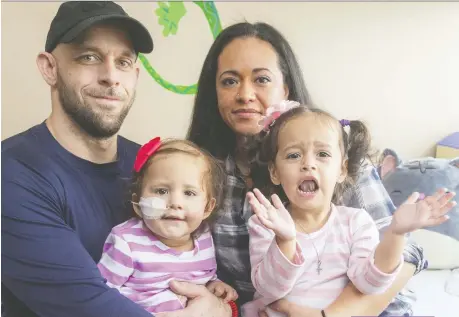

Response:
(258, 100), (301, 132)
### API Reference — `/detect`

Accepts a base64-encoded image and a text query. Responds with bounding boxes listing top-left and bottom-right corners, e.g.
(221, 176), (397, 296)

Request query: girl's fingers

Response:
(271, 194), (284, 210)
(214, 285), (225, 297)
(257, 214), (275, 230)
(404, 192), (421, 205)
(251, 201), (268, 219)
(224, 288), (237, 302)
(247, 191), (259, 205)
(424, 196), (441, 213)
(437, 191), (456, 208)
(431, 188), (447, 201)
(434, 201), (457, 218)
(253, 188), (272, 209)
(248, 192), (266, 215)
(424, 215), (450, 228)
(207, 283), (216, 292)
(223, 290), (231, 302)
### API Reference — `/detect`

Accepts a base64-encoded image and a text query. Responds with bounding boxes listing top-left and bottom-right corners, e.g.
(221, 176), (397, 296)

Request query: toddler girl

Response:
(98, 137), (238, 314)
(242, 101), (456, 317)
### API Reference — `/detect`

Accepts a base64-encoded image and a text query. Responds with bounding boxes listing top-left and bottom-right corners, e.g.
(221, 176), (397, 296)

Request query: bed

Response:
(408, 269), (459, 317)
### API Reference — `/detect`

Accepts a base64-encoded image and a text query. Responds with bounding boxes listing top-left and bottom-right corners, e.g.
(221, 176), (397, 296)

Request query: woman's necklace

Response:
(295, 220), (328, 275)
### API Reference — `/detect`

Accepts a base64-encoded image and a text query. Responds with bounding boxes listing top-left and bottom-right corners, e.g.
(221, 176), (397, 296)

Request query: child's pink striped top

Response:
(97, 218), (217, 314)
(242, 204), (403, 317)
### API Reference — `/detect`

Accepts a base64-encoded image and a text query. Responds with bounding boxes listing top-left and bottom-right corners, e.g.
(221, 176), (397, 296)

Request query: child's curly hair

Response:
(130, 139), (227, 236)
(247, 105), (371, 205)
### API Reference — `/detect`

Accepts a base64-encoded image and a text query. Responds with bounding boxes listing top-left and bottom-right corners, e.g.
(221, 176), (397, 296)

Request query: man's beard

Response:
(56, 74), (135, 139)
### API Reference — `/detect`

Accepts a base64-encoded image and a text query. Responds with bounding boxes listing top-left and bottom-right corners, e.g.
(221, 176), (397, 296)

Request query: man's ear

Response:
(268, 162), (281, 185)
(36, 51), (58, 87)
(337, 159), (348, 183)
(203, 198), (217, 220)
(135, 61), (140, 78)
(132, 193), (142, 218)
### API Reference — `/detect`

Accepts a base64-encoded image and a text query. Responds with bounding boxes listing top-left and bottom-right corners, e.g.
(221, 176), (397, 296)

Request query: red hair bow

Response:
(133, 137), (161, 172)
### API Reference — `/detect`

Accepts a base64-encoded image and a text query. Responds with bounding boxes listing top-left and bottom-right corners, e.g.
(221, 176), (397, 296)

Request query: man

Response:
(1, 2), (232, 317)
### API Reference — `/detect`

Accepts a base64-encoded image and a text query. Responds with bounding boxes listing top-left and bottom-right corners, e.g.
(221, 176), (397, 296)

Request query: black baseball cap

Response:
(45, 1), (153, 53)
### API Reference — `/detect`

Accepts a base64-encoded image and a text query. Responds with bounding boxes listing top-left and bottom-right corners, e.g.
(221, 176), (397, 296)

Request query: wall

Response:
(2, 1), (459, 159)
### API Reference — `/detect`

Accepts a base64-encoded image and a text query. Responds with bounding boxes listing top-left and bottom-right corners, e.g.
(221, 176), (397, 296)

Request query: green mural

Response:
(138, 1), (222, 95)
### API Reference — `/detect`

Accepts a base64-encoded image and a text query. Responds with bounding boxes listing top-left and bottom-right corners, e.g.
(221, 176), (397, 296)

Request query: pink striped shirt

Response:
(242, 205), (403, 317)
(97, 218), (217, 314)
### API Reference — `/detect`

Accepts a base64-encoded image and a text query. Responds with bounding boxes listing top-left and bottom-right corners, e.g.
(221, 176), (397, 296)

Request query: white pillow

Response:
(409, 229), (459, 269)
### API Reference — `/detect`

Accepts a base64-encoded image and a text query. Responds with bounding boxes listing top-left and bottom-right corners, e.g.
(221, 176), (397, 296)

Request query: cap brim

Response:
(60, 15), (153, 54)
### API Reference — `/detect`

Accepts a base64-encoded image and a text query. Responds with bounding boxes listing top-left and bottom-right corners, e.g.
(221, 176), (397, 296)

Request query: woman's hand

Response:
(247, 188), (296, 241)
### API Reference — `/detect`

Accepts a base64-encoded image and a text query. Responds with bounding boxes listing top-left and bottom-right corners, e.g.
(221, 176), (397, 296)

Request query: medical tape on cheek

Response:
(142, 208), (167, 220)
(138, 197), (168, 220)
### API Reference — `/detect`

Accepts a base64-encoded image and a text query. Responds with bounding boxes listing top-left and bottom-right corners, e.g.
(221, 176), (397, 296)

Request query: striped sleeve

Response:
(347, 209), (402, 295)
(97, 231), (134, 289)
(207, 234), (219, 282)
(248, 215), (304, 300)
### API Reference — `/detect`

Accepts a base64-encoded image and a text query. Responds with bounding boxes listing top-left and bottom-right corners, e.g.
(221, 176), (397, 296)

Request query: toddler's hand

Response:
(247, 188), (296, 241)
(206, 280), (238, 302)
(390, 188), (456, 235)
(177, 295), (187, 307)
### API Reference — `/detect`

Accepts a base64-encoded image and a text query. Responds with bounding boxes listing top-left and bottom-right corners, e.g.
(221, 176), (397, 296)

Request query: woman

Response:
(187, 22), (426, 317)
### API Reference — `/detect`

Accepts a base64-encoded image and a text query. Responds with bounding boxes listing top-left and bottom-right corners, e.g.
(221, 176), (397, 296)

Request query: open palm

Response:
(247, 188), (296, 241)
(390, 188), (456, 235)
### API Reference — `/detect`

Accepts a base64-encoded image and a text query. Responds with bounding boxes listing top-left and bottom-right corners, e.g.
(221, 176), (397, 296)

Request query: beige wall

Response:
(2, 1), (459, 160)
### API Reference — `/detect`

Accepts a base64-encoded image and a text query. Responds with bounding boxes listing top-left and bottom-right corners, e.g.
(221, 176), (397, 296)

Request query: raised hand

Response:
(246, 188), (296, 241)
(390, 188), (456, 235)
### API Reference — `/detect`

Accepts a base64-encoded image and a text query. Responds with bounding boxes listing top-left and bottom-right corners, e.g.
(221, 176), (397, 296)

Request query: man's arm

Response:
(1, 160), (152, 317)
